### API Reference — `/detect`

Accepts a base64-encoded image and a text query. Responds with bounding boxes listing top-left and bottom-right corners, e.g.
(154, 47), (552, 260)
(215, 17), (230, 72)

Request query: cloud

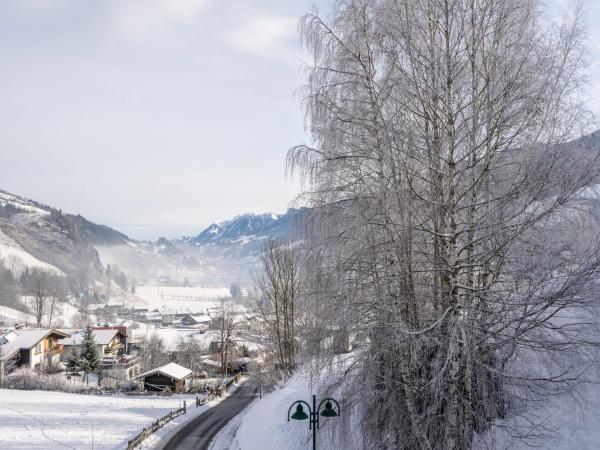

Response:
(227, 15), (298, 61)
(110, 0), (211, 44)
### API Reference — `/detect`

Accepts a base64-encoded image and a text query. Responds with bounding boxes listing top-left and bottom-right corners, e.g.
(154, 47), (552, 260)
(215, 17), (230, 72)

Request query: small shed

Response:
(136, 362), (192, 393)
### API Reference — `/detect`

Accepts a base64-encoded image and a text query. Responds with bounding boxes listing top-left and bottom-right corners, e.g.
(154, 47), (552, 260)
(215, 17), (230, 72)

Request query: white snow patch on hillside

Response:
(0, 389), (196, 450)
(0, 305), (33, 324)
(0, 230), (63, 276)
(0, 192), (49, 217)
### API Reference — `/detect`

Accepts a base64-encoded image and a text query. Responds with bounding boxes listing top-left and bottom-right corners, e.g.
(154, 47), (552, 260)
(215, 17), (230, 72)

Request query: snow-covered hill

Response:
(0, 189), (138, 296)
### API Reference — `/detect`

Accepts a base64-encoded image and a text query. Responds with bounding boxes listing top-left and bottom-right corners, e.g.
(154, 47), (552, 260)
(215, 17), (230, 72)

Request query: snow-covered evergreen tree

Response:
(65, 347), (81, 374)
(79, 325), (100, 385)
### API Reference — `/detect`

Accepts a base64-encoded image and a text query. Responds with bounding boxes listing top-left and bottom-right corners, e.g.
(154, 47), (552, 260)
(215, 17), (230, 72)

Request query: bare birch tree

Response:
(289, 1), (600, 449)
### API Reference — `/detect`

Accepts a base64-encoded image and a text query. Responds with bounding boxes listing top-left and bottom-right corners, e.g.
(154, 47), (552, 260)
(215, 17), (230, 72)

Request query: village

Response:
(0, 285), (265, 395)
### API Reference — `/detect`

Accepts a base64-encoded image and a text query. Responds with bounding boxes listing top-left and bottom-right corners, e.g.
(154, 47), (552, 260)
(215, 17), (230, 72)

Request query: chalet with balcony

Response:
(61, 328), (127, 360)
(0, 329), (70, 371)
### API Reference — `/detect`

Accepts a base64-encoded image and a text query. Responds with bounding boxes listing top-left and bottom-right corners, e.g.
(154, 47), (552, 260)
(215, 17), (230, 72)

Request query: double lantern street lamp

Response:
(287, 395), (341, 450)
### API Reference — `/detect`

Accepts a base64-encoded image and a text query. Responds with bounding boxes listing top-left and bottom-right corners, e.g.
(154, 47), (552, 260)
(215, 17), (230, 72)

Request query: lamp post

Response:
(287, 395), (340, 450)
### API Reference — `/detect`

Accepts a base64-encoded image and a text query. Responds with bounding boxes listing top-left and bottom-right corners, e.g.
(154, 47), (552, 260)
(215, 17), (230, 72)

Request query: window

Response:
(35, 343), (42, 354)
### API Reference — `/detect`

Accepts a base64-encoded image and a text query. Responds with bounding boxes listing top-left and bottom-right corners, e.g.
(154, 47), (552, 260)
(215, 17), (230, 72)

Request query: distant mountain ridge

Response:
(180, 208), (308, 247)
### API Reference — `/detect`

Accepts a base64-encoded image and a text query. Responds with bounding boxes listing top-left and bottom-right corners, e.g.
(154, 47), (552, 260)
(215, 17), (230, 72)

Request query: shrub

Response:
(4, 368), (91, 393)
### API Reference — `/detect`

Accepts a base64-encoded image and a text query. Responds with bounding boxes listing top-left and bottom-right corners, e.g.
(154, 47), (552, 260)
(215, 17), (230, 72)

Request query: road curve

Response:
(157, 382), (258, 450)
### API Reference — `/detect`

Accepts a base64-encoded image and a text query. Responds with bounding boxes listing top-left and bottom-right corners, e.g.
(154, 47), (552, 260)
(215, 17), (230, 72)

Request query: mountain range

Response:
(0, 188), (307, 288)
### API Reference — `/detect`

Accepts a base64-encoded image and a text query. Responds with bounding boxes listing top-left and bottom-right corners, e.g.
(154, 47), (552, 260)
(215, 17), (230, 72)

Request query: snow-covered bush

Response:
(99, 376), (138, 392)
(4, 368), (91, 393)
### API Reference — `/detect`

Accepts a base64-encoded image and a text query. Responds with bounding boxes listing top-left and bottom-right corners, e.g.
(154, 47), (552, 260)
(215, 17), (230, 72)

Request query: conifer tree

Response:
(66, 347), (81, 374)
(79, 325), (100, 385)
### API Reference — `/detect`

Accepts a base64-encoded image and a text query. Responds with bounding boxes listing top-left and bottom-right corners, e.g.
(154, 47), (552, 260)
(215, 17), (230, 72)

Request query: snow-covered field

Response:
(134, 285), (229, 312)
(0, 389), (196, 450)
(135, 327), (220, 352)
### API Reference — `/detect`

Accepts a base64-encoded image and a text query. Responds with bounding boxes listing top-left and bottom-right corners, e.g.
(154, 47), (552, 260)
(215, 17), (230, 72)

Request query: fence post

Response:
(184, 400), (186, 414)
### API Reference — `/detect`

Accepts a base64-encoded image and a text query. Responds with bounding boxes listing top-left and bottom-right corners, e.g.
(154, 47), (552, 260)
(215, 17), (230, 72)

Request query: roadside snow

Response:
(231, 370), (360, 450)
(232, 364), (600, 450)
(0, 389), (196, 450)
(144, 378), (248, 450)
(208, 397), (254, 450)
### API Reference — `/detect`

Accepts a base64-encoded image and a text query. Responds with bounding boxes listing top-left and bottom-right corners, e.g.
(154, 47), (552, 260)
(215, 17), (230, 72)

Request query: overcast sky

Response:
(0, 0), (599, 240)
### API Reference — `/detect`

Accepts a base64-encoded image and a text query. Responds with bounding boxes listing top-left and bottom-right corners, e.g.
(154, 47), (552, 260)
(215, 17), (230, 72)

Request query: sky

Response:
(0, 0), (599, 240)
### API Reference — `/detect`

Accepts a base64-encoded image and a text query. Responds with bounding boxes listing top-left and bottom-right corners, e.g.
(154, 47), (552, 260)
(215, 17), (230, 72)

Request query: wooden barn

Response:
(136, 362), (192, 393)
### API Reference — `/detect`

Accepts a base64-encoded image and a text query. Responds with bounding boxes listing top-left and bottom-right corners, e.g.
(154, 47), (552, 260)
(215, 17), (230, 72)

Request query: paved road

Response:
(158, 382), (258, 450)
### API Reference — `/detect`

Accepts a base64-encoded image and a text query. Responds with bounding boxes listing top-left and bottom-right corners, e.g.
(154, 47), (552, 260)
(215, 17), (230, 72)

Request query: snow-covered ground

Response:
(1, 298), (80, 328)
(0, 305), (33, 325)
(0, 229), (63, 276)
(133, 326), (220, 352)
(134, 285), (229, 312)
(232, 369), (360, 450)
(232, 367), (600, 450)
(145, 379), (248, 450)
(0, 389), (197, 450)
(475, 380), (600, 450)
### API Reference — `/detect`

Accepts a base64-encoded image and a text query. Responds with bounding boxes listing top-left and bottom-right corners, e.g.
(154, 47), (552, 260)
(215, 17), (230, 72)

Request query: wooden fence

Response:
(127, 401), (186, 449)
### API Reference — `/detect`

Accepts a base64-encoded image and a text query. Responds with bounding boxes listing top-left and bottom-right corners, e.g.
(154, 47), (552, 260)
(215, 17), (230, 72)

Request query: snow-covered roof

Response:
(186, 314), (211, 323)
(61, 329), (124, 346)
(199, 358), (220, 367)
(86, 303), (106, 311)
(0, 329), (70, 359)
(137, 362), (192, 381)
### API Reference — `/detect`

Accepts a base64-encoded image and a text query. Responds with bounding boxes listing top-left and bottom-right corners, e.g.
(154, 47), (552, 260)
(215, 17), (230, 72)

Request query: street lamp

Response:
(287, 395), (341, 450)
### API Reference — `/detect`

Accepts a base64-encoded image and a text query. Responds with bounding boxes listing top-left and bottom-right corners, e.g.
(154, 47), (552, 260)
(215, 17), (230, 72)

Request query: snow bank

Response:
(232, 369), (361, 450)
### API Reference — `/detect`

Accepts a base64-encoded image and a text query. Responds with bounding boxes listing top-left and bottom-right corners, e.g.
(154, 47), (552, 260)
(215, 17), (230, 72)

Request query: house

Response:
(248, 315), (266, 335)
(144, 311), (163, 324)
(159, 308), (176, 325)
(136, 362), (192, 393)
(94, 325), (130, 349)
(180, 314), (211, 331)
(100, 354), (142, 381)
(86, 303), (106, 314)
(198, 356), (221, 374)
(0, 329), (70, 371)
(61, 329), (127, 360)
